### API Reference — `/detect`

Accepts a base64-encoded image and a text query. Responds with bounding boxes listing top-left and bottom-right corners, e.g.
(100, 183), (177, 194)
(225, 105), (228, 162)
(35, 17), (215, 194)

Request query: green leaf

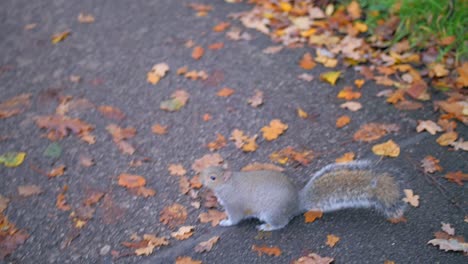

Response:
(44, 142), (62, 159)
(0, 152), (26, 167)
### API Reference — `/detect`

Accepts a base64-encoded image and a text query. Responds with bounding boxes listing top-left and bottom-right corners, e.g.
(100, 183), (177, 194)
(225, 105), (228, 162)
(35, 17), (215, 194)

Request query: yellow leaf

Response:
(372, 140), (400, 157)
(436, 132), (458, 146)
(353, 21), (368, 32)
(51, 30), (70, 44)
(326, 234), (340, 247)
(335, 152), (355, 163)
(354, 79), (365, 88)
(304, 210), (323, 223)
(297, 108), (308, 119)
(279, 2), (292, 12)
(320, 71), (341, 85)
(261, 119), (288, 141)
(0, 152), (26, 167)
(147, 63), (169, 85)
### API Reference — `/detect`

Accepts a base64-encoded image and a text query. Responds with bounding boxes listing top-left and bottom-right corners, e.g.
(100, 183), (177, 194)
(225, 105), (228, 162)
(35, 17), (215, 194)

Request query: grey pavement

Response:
(0, 0), (466, 263)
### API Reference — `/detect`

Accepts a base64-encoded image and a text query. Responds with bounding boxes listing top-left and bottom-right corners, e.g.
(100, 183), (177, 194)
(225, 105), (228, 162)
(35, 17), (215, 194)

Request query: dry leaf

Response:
(0, 152), (26, 168)
(441, 222), (455, 236)
(421, 156), (442, 174)
(242, 135), (258, 152)
(160, 203), (188, 228)
(241, 163), (284, 172)
(118, 174), (146, 188)
(449, 138), (468, 151)
(191, 153), (223, 173)
(304, 210), (323, 223)
(0, 93), (31, 119)
(320, 71), (341, 85)
(0, 195), (10, 213)
(168, 164), (187, 176)
(263, 45), (283, 54)
(47, 165), (66, 178)
(297, 73), (314, 82)
(203, 113), (212, 121)
(297, 108), (308, 119)
(336, 115), (351, 128)
(354, 79), (365, 88)
(402, 189), (419, 207)
(207, 133), (227, 151)
(270, 147), (314, 166)
(56, 185), (71, 211)
(147, 63), (169, 85)
(175, 256), (202, 264)
(247, 90), (263, 107)
(51, 30), (70, 44)
(252, 245), (282, 257)
(98, 105), (126, 121)
(353, 123), (394, 142)
(194, 236), (220, 253)
(436, 132), (458, 146)
(133, 187), (156, 197)
(208, 42), (224, 50)
(416, 120), (443, 135)
(340, 101), (362, 111)
(18, 185), (43, 197)
(216, 87), (235, 97)
(79, 155), (95, 167)
(151, 124), (168, 135)
(299, 53), (316, 70)
(192, 46), (204, 60)
(78, 13), (95, 23)
(160, 90), (190, 112)
(261, 119), (288, 141)
(213, 22), (230, 32)
(337, 87), (361, 100)
(428, 238), (468, 253)
(372, 140), (400, 157)
(179, 176), (190, 195)
(198, 210), (227, 226)
(171, 226), (194, 240)
(335, 152), (355, 163)
(444, 171), (467, 186)
(293, 253), (334, 264)
(326, 234), (340, 247)
(190, 175), (203, 189)
(35, 115), (95, 143)
(347, 1), (362, 19)
(24, 23), (37, 30)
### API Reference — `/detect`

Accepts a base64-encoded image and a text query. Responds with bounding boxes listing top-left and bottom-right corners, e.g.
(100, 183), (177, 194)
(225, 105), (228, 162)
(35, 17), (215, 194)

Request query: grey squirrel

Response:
(200, 160), (406, 231)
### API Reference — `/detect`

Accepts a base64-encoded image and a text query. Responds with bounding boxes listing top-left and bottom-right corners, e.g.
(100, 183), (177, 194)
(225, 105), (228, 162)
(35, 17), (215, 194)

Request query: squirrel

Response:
(200, 160), (406, 231)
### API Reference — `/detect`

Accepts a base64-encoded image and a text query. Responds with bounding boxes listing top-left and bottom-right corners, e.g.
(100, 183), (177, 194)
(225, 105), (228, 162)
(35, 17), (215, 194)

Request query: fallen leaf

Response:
(304, 210), (323, 223)
(428, 238), (468, 253)
(207, 133), (227, 151)
(241, 135), (258, 152)
(43, 142), (61, 159)
(353, 123), (397, 142)
(151, 124), (167, 135)
(98, 105), (125, 121)
(35, 115), (95, 143)
(51, 30), (70, 44)
(263, 45), (283, 54)
(436, 132), (458, 146)
(171, 226), (194, 240)
(299, 53), (316, 70)
(213, 22), (230, 32)
(0, 93), (31, 119)
(190, 175), (203, 189)
(403, 189), (419, 207)
(77, 13), (95, 23)
(421, 156), (442, 174)
(279, 2), (292, 12)
(24, 23), (37, 30)
(194, 236), (220, 253)
(147, 63), (169, 85)
(216, 87), (235, 97)
(69, 75), (81, 83)
(386, 89), (405, 104)
(133, 187), (156, 198)
(293, 253), (334, 264)
(450, 139), (468, 151)
(335, 152), (355, 163)
(83, 191), (105, 206)
(320, 71), (341, 85)
(0, 152), (26, 168)
(337, 87), (361, 100)
(315, 49), (337, 68)
(47, 165), (66, 178)
(297, 108), (308, 119)
(198, 210), (227, 226)
(203, 113), (212, 121)
(326, 234), (340, 247)
(336, 115), (350, 128)
(208, 42), (224, 50)
(441, 222), (455, 236)
(18, 185), (43, 197)
(175, 256), (202, 264)
(179, 176), (190, 195)
(192, 46), (204, 60)
(168, 164), (186, 176)
(160, 90), (190, 112)
(247, 90), (263, 107)
(160, 203), (188, 228)
(118, 174), (146, 188)
(340, 101), (362, 111)
(297, 73), (314, 82)
(0, 195), (9, 213)
(354, 79), (365, 88)
(252, 245), (282, 257)
(347, 1), (362, 19)
(261, 119), (288, 141)
(191, 153), (223, 173)
(270, 147), (314, 166)
(56, 185), (71, 211)
(372, 140), (400, 157)
(444, 171), (467, 186)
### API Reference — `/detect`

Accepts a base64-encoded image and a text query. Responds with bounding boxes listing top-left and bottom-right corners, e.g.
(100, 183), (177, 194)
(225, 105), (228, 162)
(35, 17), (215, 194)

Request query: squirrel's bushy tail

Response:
(299, 161), (406, 219)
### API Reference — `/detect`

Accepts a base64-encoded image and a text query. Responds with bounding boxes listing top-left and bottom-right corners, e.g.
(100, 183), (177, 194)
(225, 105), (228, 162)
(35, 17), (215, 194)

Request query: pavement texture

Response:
(0, 0), (466, 263)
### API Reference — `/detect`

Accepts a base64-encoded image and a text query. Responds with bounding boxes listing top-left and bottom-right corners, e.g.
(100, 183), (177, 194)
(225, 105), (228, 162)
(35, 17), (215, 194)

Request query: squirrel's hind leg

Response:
(220, 207), (245, 227)
(256, 214), (290, 231)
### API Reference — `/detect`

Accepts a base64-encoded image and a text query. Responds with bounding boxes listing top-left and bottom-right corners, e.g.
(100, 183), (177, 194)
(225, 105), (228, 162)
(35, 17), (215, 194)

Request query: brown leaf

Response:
(191, 153), (223, 173)
(179, 176), (190, 195)
(263, 45), (283, 54)
(0, 93), (31, 119)
(83, 191), (105, 206)
(340, 101), (362, 112)
(207, 133), (227, 151)
(35, 115), (95, 143)
(190, 175), (203, 189)
(194, 236), (220, 253)
(132, 187), (156, 198)
(0, 195), (9, 213)
(421, 156), (442, 174)
(293, 253), (334, 264)
(252, 245), (282, 257)
(47, 165), (66, 178)
(261, 119), (288, 141)
(213, 22), (230, 32)
(171, 226), (194, 240)
(216, 87), (235, 97)
(175, 256), (202, 264)
(151, 124), (167, 135)
(56, 185), (71, 211)
(98, 105), (125, 121)
(299, 53), (316, 70)
(347, 1), (362, 19)
(160, 90), (190, 112)
(79, 155), (95, 167)
(168, 164), (187, 176)
(77, 13), (95, 23)
(444, 171), (467, 186)
(436, 132), (458, 146)
(337, 87), (361, 100)
(335, 152), (355, 163)
(297, 108), (308, 119)
(304, 210), (323, 223)
(0, 218), (29, 260)
(336, 115), (351, 128)
(192, 46), (204, 60)
(160, 203), (188, 228)
(326, 234), (340, 247)
(441, 222), (455, 236)
(118, 174), (146, 189)
(241, 163), (284, 172)
(208, 42), (224, 50)
(270, 147), (314, 166)
(247, 90), (263, 107)
(18, 185), (43, 197)
(353, 123), (396, 142)
(297, 73), (314, 82)
(402, 189), (419, 207)
(198, 210), (227, 227)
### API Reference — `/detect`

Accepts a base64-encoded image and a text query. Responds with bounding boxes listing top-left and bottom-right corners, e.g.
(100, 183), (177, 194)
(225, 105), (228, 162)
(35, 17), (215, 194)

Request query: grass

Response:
(355, 0), (468, 61)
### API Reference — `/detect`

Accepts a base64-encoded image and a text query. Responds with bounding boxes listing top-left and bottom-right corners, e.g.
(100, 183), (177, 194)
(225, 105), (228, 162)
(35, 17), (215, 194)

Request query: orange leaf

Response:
(336, 115), (350, 128)
(191, 153), (223, 173)
(98, 105), (125, 121)
(168, 164), (186, 176)
(335, 152), (355, 163)
(191, 46), (204, 60)
(242, 135), (258, 152)
(354, 79), (365, 88)
(118, 174), (146, 188)
(171, 225), (194, 240)
(304, 210), (323, 223)
(175, 256), (202, 264)
(252, 245), (282, 257)
(198, 210), (227, 226)
(51, 30), (70, 44)
(133, 187), (156, 197)
(213, 22), (230, 32)
(0, 93), (31, 119)
(386, 89), (405, 104)
(261, 119), (288, 141)
(160, 203), (188, 228)
(147, 63), (169, 85)
(299, 52), (316, 70)
(297, 108), (308, 119)
(151, 124), (167, 135)
(216, 87), (235, 97)
(56, 185), (71, 211)
(207, 133), (227, 151)
(194, 236), (220, 253)
(337, 87), (361, 100)
(444, 171), (467, 186)
(208, 42), (224, 50)
(203, 113), (212, 121)
(241, 162), (284, 172)
(326, 234), (340, 247)
(421, 156), (442, 174)
(47, 165), (66, 178)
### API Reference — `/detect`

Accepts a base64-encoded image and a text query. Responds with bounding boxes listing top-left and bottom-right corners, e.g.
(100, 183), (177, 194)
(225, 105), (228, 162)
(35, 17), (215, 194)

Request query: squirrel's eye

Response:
(210, 175), (216, 181)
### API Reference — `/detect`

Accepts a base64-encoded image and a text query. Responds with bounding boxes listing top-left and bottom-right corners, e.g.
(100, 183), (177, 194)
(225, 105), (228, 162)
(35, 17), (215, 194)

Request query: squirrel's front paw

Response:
(219, 219), (234, 226)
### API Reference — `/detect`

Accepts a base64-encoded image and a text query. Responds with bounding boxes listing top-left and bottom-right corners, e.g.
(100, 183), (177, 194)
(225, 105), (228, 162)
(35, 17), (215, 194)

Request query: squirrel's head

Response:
(200, 166), (226, 189)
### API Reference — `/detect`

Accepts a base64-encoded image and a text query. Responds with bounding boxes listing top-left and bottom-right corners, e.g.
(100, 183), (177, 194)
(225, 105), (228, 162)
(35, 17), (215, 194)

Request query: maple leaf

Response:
(147, 63), (169, 85)
(207, 133), (227, 151)
(428, 239), (468, 253)
(320, 71), (341, 85)
(242, 135), (258, 152)
(98, 105), (126, 121)
(168, 164), (187, 176)
(160, 90), (190, 112)
(335, 152), (355, 163)
(191, 153), (223, 173)
(261, 119), (288, 141)
(216, 87), (235, 97)
(444, 171), (467, 186)
(0, 215), (29, 260)
(340, 101), (362, 112)
(241, 162), (284, 172)
(336, 115), (351, 128)
(77, 13), (95, 23)
(436, 132), (458, 146)
(51, 30), (70, 44)
(35, 115), (95, 143)
(252, 245), (282, 257)
(17, 185), (42, 197)
(299, 52), (316, 70)
(421, 156), (442, 174)
(0, 152), (26, 168)
(293, 253), (334, 264)
(171, 226), (194, 240)
(191, 46), (204, 60)
(160, 203), (188, 228)
(353, 123), (396, 142)
(0, 93), (31, 119)
(402, 189), (419, 207)
(450, 139), (468, 151)
(175, 256), (202, 264)
(270, 147), (314, 166)
(213, 22), (230, 32)
(304, 210), (323, 223)
(118, 174), (146, 188)
(372, 140), (400, 157)
(315, 49), (337, 68)
(441, 222), (455, 236)
(151, 124), (168, 135)
(326, 234), (340, 247)
(455, 62), (468, 88)
(194, 236), (220, 253)
(198, 210), (227, 227)
(247, 90), (263, 107)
